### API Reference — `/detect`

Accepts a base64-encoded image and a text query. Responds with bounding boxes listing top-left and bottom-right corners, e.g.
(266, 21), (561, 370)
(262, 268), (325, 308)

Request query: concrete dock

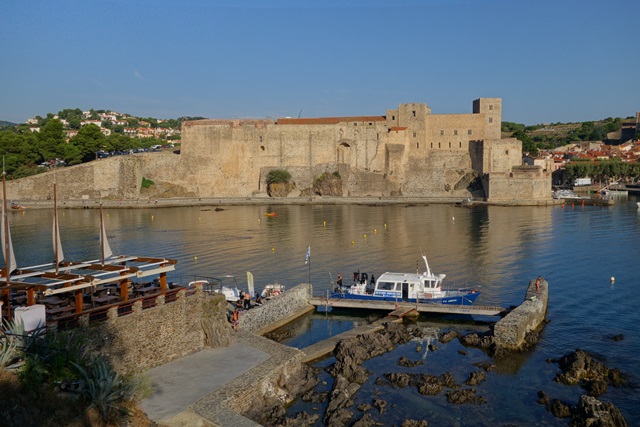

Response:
(308, 297), (506, 316)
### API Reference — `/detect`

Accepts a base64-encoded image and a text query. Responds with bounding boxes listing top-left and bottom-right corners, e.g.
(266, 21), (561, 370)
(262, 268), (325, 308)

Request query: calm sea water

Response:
(6, 197), (640, 425)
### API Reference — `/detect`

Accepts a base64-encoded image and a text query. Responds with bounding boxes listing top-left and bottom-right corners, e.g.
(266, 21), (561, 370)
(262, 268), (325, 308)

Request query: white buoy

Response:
(610, 276), (615, 283)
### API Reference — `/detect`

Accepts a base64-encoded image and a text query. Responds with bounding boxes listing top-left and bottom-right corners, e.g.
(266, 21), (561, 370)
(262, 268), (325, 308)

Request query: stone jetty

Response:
(493, 277), (548, 352)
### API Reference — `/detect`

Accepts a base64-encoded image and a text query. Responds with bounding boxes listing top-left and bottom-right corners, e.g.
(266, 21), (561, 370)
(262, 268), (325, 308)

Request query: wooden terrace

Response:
(0, 255), (178, 325)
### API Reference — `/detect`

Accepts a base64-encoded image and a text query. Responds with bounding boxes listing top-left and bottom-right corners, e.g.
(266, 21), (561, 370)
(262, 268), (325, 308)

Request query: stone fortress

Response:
(7, 98), (551, 203)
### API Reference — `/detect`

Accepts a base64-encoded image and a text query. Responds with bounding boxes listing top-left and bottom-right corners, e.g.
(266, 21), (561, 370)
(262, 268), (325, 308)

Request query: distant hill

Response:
(0, 120), (16, 128)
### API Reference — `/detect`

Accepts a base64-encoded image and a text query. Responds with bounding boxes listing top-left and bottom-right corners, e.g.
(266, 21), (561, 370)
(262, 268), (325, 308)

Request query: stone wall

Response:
(493, 278), (548, 351)
(5, 98), (553, 204)
(74, 287), (234, 373)
(239, 283), (313, 333)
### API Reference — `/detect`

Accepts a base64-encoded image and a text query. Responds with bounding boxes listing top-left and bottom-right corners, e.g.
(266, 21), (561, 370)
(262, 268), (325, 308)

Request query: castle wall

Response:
(484, 166), (552, 202)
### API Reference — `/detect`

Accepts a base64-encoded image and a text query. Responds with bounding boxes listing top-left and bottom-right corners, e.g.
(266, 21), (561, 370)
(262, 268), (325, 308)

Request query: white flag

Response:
(305, 245), (310, 264)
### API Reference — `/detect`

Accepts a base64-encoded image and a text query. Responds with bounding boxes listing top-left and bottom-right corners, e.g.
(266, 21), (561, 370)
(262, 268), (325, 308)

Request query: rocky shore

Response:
(262, 321), (629, 427)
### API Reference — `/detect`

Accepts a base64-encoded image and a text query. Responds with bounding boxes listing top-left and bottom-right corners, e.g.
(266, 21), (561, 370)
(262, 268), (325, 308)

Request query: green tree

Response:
(37, 118), (66, 160)
(69, 124), (106, 162)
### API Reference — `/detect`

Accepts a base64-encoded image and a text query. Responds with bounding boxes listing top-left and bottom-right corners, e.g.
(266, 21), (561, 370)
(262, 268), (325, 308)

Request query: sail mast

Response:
(53, 174), (59, 274)
(2, 160), (10, 284)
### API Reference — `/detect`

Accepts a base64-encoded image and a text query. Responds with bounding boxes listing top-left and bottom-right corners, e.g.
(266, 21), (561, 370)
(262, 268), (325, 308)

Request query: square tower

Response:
(473, 98), (501, 140)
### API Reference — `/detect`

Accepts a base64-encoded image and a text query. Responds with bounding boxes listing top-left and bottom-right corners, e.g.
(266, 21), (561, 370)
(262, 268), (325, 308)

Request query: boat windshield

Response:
(378, 281), (395, 291)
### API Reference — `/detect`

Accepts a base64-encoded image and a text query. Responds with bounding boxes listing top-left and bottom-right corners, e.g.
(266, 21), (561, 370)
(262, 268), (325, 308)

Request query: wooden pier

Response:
(308, 297), (506, 317)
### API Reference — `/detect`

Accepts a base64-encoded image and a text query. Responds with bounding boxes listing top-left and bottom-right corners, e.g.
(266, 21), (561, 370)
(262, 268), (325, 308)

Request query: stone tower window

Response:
(489, 117), (493, 123)
(259, 136), (263, 142)
(468, 129), (472, 135)
(392, 115), (395, 120)
(454, 130), (458, 136)
(416, 143), (419, 149)
(412, 110), (416, 117)
(449, 142), (451, 148)
(430, 142), (433, 148)
(438, 143), (441, 148)
(354, 122), (357, 126)
(459, 142), (462, 148)
(489, 105), (493, 110)
(440, 130), (444, 136)
(413, 132), (417, 138)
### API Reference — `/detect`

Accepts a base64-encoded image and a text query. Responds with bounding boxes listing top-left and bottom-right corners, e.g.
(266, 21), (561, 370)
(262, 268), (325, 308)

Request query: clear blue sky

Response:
(1, 0), (638, 125)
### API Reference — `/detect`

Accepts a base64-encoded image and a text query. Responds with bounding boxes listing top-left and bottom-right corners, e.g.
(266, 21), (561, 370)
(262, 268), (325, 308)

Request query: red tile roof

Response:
(390, 126), (408, 131)
(277, 116), (386, 125)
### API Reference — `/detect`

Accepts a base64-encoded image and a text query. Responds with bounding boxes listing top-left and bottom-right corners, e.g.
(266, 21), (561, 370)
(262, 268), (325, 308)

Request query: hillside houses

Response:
(25, 110), (180, 140)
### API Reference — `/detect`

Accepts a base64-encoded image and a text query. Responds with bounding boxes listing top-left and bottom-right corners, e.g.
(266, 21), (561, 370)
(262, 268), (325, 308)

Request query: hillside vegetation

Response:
(503, 116), (638, 157)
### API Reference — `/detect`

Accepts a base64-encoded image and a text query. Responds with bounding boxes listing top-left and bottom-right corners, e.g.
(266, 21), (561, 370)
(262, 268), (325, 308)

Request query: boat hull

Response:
(329, 290), (480, 305)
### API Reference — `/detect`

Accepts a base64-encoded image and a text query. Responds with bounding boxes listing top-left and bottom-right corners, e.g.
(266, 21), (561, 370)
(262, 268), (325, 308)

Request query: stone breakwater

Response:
(493, 278), (549, 352)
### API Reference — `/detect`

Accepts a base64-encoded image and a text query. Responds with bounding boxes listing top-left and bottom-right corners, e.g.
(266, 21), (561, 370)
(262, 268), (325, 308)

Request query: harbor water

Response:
(6, 197), (640, 425)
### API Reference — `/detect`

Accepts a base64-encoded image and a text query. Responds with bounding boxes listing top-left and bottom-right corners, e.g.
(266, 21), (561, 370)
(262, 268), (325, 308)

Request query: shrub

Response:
(141, 177), (155, 188)
(266, 169), (291, 184)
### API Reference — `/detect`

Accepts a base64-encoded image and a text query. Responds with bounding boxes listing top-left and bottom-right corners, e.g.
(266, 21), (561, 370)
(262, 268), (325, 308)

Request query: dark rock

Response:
(418, 382), (443, 395)
(325, 408), (353, 427)
(397, 356), (424, 367)
(537, 390), (550, 406)
(280, 411), (321, 427)
(386, 372), (413, 388)
(465, 370), (487, 386)
(446, 389), (486, 405)
(352, 413), (377, 427)
(267, 181), (296, 197)
(401, 420), (428, 427)
(439, 330), (459, 344)
(549, 399), (573, 418)
(313, 173), (343, 197)
(571, 395), (627, 427)
(555, 349), (626, 390)
(459, 332), (494, 350)
(584, 378), (608, 396)
(428, 343), (437, 352)
(357, 403), (371, 412)
(415, 345), (423, 353)
(472, 361), (495, 372)
(373, 398), (387, 414)
(214, 207), (225, 211)
(546, 358), (557, 363)
(458, 350), (467, 356)
(612, 334), (624, 341)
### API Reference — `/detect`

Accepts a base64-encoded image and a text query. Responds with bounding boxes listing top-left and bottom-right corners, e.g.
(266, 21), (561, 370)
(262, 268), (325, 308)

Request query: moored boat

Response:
(330, 254), (479, 305)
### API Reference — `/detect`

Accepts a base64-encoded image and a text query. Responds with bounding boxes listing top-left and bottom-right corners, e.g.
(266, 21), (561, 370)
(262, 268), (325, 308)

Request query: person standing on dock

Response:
(232, 307), (239, 331)
(337, 273), (343, 288)
(244, 291), (251, 309)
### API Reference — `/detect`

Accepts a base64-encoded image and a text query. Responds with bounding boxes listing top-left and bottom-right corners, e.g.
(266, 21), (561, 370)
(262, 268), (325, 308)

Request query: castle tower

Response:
(473, 98), (501, 140)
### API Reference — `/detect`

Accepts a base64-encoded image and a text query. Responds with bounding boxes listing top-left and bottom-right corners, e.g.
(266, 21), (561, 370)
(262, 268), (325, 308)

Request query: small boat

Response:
(264, 212), (277, 217)
(330, 254), (480, 305)
(188, 275), (241, 302)
(261, 283), (285, 298)
(10, 202), (26, 210)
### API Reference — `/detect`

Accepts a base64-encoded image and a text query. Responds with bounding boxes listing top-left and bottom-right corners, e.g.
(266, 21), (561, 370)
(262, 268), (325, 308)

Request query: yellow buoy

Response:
(194, 256), (198, 260)
(363, 234), (367, 238)
(374, 229), (377, 234)
(272, 247), (275, 252)
(351, 241), (355, 245)
(323, 220), (326, 227)
(384, 224), (387, 229)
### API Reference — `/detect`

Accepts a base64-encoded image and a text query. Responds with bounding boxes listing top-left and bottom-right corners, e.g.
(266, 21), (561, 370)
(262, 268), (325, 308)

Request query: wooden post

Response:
(160, 264), (167, 294)
(120, 279), (129, 302)
(27, 288), (36, 306)
(0, 287), (9, 319)
(75, 290), (83, 313)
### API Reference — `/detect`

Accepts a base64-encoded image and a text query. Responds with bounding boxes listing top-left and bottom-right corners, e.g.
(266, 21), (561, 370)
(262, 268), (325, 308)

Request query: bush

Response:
(141, 177), (155, 188)
(266, 169), (291, 184)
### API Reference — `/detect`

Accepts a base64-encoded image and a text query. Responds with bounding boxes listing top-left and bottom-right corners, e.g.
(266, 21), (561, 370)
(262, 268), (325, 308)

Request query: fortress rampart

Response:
(6, 98), (552, 203)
